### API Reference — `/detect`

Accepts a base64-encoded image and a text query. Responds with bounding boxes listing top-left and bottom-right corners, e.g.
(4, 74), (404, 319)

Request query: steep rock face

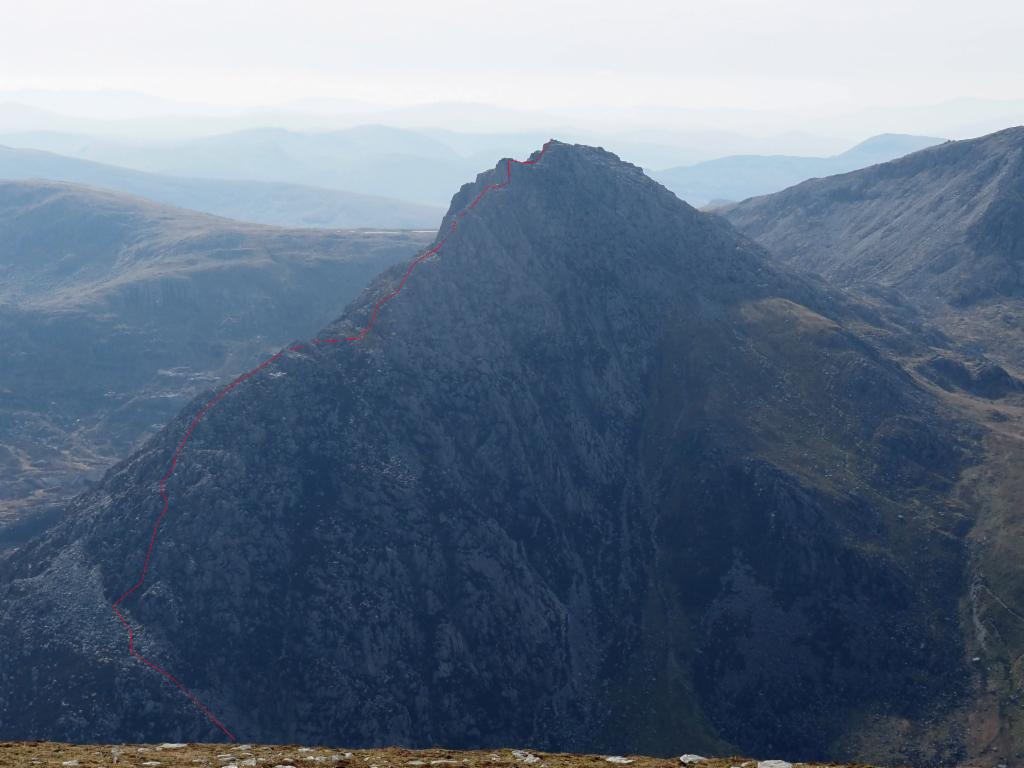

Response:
(721, 127), (1024, 367)
(0, 144), (977, 765)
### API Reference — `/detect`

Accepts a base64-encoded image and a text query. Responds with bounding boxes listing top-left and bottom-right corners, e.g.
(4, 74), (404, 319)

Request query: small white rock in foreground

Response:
(679, 757), (707, 765)
(605, 758), (633, 764)
(511, 751), (541, 764)
(757, 761), (793, 768)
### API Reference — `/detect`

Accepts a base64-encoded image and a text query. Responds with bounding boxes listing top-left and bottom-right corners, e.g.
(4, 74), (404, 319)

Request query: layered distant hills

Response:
(0, 179), (430, 544)
(0, 144), (442, 229)
(654, 133), (945, 206)
(0, 141), (997, 767)
(0, 126), (514, 207)
(2, 125), (941, 212)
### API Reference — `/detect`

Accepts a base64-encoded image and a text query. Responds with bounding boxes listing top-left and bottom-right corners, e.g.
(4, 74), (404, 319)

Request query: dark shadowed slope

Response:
(0, 180), (431, 543)
(723, 126), (1024, 368)
(652, 133), (945, 207)
(0, 143), (987, 766)
(0, 144), (443, 229)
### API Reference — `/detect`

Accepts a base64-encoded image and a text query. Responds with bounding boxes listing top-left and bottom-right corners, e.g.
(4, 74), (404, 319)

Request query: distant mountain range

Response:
(2, 125), (933, 209)
(0, 126), (490, 207)
(654, 133), (946, 206)
(0, 144), (442, 229)
(0, 179), (430, 545)
(3, 89), (1024, 143)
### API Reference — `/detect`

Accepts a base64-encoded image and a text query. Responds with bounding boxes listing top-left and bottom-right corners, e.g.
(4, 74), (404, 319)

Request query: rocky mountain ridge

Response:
(0, 142), (996, 766)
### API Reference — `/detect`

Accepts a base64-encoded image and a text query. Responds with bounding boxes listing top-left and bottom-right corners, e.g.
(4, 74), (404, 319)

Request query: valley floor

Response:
(0, 743), (882, 768)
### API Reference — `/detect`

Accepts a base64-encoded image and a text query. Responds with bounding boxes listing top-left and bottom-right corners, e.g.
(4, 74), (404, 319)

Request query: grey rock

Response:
(0, 142), (976, 765)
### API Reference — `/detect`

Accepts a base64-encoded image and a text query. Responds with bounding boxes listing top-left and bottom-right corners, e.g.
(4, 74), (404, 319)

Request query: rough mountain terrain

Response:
(0, 180), (430, 545)
(722, 127), (1024, 369)
(0, 143), (1001, 767)
(715, 126), (1024, 767)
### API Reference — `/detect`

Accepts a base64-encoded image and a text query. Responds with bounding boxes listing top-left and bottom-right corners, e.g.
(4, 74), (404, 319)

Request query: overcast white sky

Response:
(1, 0), (1022, 113)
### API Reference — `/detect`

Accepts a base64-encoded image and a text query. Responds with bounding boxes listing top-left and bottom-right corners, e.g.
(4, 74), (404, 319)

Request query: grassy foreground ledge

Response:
(0, 743), (886, 768)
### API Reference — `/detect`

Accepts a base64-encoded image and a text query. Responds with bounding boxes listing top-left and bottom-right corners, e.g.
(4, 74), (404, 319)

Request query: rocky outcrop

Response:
(917, 354), (1022, 398)
(0, 143), (978, 765)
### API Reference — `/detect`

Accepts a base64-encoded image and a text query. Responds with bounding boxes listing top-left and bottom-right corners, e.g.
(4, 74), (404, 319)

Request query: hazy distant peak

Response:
(652, 131), (947, 206)
(838, 132), (947, 160)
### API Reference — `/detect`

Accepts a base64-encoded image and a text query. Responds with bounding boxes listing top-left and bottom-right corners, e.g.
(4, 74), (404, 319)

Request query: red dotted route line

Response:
(110, 140), (554, 741)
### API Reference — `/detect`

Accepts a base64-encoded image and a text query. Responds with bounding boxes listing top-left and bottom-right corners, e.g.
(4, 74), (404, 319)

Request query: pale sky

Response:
(2, 0), (1023, 114)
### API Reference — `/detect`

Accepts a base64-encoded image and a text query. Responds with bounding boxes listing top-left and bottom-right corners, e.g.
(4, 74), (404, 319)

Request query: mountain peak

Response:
(0, 136), (976, 765)
(838, 132), (947, 160)
(320, 139), (781, 349)
(439, 140), (650, 225)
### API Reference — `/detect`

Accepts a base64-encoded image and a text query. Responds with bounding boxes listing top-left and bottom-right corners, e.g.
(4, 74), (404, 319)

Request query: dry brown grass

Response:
(0, 743), (886, 768)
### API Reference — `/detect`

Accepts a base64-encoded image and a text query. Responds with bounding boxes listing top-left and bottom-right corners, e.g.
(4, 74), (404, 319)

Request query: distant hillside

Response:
(654, 133), (945, 206)
(0, 126), (483, 206)
(722, 126), (1024, 367)
(0, 180), (431, 544)
(2, 125), (847, 208)
(0, 144), (442, 229)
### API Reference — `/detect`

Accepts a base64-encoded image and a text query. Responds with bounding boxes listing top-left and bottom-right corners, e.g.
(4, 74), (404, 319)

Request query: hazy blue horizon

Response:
(2, 0), (1022, 143)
